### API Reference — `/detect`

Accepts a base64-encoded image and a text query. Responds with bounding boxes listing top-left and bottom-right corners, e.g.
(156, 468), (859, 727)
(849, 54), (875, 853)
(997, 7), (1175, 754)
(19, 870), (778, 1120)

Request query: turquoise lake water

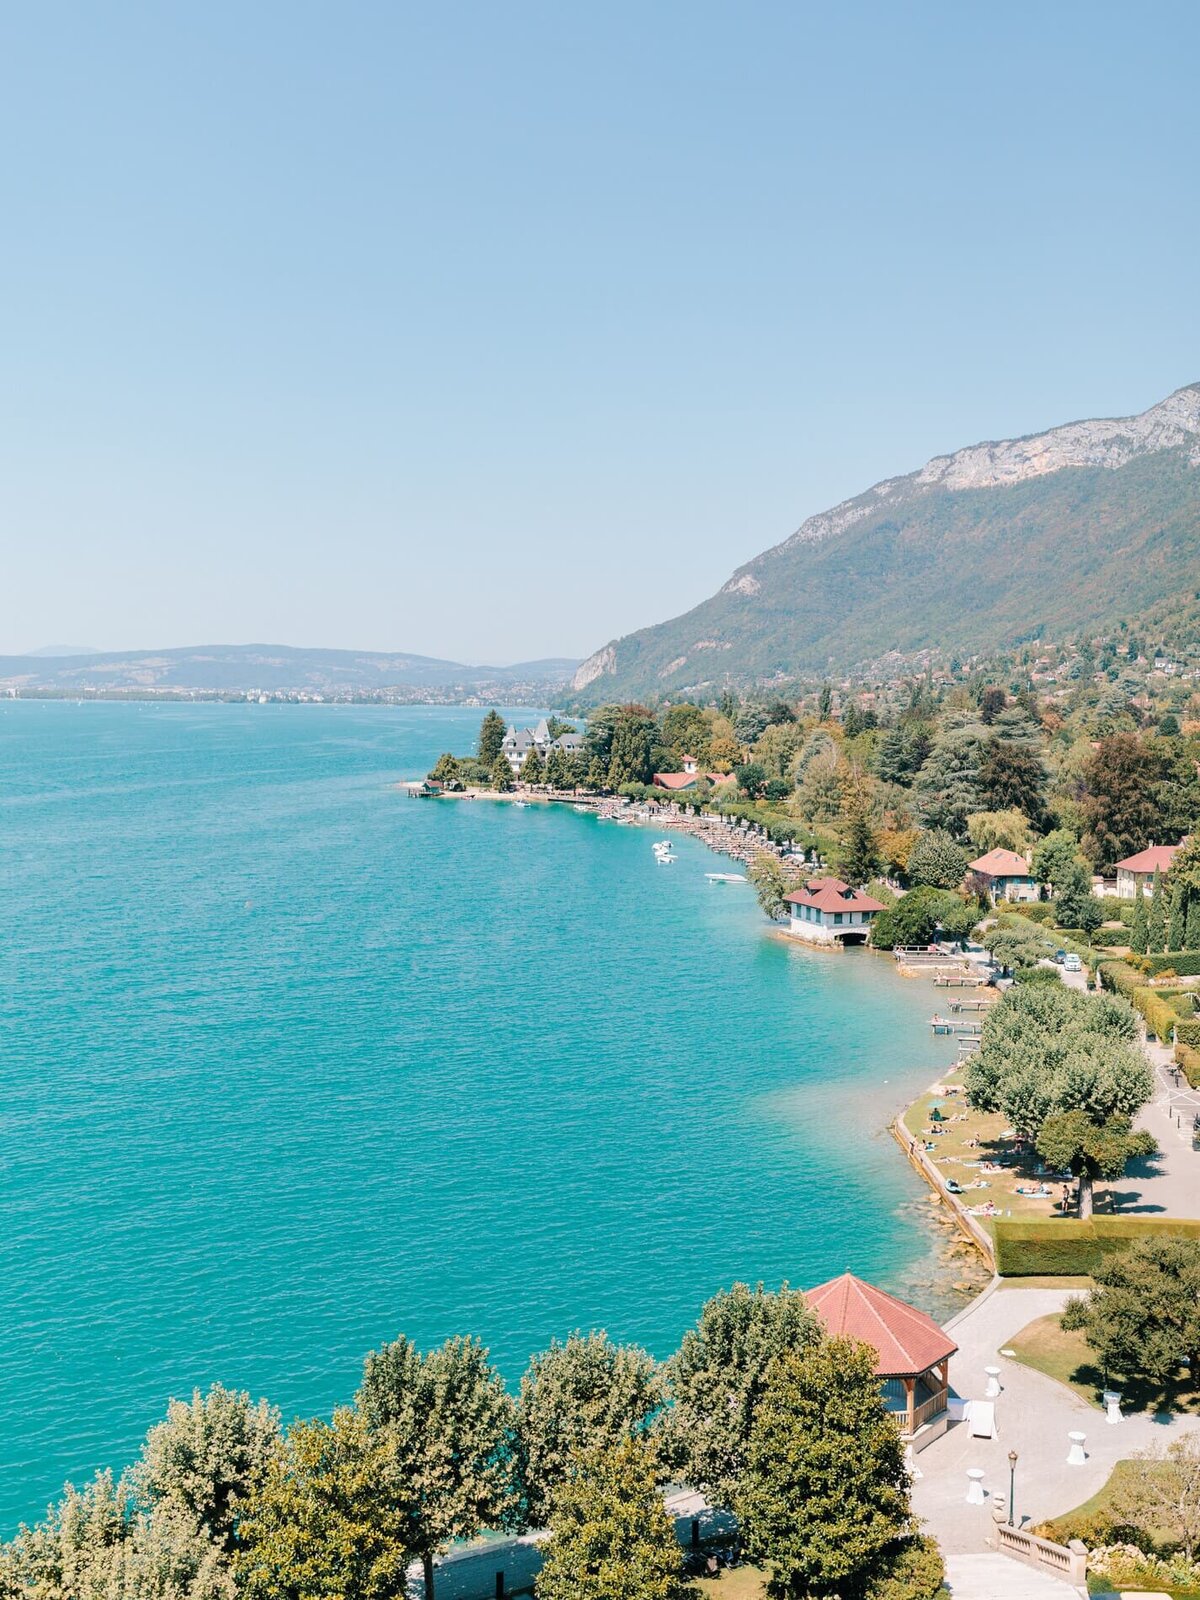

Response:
(0, 701), (958, 1532)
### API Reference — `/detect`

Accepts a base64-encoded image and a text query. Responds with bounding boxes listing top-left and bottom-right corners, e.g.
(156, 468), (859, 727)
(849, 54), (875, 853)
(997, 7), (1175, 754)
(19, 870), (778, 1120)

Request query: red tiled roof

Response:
(652, 772), (697, 790)
(967, 848), (1032, 878)
(806, 1272), (957, 1378)
(785, 876), (886, 914)
(1115, 842), (1183, 874)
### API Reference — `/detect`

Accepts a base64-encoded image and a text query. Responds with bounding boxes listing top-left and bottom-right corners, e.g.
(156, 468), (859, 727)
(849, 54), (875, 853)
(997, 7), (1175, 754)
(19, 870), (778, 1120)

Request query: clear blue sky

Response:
(1, 2), (1197, 664)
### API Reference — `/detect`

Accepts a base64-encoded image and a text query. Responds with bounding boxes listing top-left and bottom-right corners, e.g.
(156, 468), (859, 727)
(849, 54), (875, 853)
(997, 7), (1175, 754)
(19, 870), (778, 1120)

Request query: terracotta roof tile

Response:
(805, 1272), (957, 1377)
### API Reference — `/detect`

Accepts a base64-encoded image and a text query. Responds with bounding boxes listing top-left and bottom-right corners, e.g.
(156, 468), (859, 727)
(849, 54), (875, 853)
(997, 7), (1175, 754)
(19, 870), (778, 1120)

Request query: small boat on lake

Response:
(706, 872), (747, 883)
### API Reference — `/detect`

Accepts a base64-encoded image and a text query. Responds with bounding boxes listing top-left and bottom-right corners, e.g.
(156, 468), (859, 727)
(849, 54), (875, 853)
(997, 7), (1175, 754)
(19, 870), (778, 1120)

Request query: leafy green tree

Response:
(749, 856), (791, 922)
(429, 753), (461, 785)
(133, 1384), (280, 1554)
(817, 683), (833, 721)
(544, 747), (571, 790)
(519, 748), (544, 786)
(235, 1410), (413, 1600)
(978, 735), (1046, 822)
(490, 754), (514, 792)
(515, 1333), (664, 1528)
(606, 708), (658, 787)
(2, 1471), (133, 1600)
(734, 761), (767, 799)
(905, 830), (967, 890)
(586, 757), (607, 791)
(1169, 883), (1187, 952)
(872, 724), (931, 786)
(1130, 889), (1149, 954)
(796, 751), (845, 824)
(478, 711), (507, 766)
(965, 809), (1030, 855)
(965, 984), (1152, 1147)
(1081, 733), (1168, 871)
(764, 777), (791, 804)
(736, 1338), (911, 1600)
(978, 686), (1007, 724)
(545, 716), (576, 741)
(912, 717), (987, 836)
(1054, 860), (1103, 935)
(1148, 869), (1166, 952)
(1035, 1111), (1155, 1219)
(1107, 1436), (1200, 1563)
(357, 1335), (518, 1600)
(1032, 828), (1078, 893)
(869, 887), (978, 951)
(664, 1284), (819, 1508)
(533, 1435), (684, 1600)
(866, 1536), (946, 1600)
(1188, 895), (1200, 951)
(659, 703), (709, 763)
(1061, 1238), (1200, 1383)
(842, 798), (881, 888)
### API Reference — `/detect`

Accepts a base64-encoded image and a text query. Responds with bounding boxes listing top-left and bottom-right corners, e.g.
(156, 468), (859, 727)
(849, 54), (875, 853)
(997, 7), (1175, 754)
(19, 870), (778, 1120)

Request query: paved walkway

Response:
(912, 1284), (1200, 1555)
(943, 1553), (1084, 1597)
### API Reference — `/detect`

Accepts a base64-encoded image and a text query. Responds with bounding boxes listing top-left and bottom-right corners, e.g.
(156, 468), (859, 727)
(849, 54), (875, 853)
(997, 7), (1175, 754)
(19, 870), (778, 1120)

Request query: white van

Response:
(1063, 953), (1082, 973)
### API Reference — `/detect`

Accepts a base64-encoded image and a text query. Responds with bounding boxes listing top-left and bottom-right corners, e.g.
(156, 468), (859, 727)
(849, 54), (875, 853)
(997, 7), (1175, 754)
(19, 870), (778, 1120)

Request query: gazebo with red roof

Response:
(806, 1272), (957, 1447)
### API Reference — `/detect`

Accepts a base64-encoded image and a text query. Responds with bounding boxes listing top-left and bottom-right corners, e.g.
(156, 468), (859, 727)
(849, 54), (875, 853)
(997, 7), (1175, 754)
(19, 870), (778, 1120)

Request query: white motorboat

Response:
(705, 872), (747, 883)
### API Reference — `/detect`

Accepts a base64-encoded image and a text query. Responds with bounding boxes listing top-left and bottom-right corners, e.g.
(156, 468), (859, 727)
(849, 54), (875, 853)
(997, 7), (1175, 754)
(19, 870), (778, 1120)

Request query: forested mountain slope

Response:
(573, 385), (1200, 700)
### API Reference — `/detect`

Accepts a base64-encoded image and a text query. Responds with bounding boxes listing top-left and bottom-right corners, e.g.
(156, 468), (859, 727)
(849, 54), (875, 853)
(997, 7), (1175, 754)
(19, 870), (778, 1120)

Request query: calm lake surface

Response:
(0, 701), (957, 1531)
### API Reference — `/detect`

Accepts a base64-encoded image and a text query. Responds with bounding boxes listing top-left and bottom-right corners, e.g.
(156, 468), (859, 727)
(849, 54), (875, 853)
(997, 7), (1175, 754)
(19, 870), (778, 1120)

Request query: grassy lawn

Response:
(688, 1567), (768, 1598)
(903, 1062), (1145, 1227)
(1008, 1314), (1200, 1415)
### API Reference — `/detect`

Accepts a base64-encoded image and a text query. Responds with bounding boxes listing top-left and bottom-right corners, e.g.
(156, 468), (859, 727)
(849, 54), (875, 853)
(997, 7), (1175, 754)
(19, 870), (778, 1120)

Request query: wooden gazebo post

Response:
(903, 1375), (915, 1436)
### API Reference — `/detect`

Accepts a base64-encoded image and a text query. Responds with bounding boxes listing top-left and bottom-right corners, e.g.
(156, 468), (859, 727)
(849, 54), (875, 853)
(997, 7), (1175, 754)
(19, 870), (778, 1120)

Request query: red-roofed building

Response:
(785, 877), (885, 946)
(1115, 841), (1187, 898)
(806, 1272), (957, 1447)
(967, 847), (1037, 904)
(652, 771), (698, 791)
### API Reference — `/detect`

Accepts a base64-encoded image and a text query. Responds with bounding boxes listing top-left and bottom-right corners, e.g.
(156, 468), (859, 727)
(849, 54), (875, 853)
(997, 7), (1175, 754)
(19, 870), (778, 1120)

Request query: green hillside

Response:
(573, 391), (1200, 701)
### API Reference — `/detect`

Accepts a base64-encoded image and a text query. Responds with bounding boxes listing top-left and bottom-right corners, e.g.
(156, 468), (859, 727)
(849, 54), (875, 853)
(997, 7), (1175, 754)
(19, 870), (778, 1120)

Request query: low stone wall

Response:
(892, 1114), (996, 1269)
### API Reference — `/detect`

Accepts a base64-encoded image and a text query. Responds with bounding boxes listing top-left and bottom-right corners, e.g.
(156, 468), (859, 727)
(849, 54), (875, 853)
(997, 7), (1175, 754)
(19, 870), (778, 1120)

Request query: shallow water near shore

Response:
(0, 701), (959, 1532)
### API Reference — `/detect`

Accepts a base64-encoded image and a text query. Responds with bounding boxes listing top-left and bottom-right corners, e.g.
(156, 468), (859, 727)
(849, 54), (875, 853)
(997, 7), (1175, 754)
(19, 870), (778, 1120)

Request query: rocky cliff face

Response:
(572, 384), (1200, 698)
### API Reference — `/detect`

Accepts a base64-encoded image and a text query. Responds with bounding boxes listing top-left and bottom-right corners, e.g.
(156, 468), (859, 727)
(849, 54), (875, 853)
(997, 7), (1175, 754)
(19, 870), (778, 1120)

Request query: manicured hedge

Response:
(1177, 1018), (1200, 1049)
(995, 1217), (1200, 1276)
(1014, 902), (1056, 924)
(1090, 927), (1133, 949)
(1176, 1041), (1200, 1088)
(1136, 986), (1178, 1044)
(1098, 959), (1140, 999)
(1140, 952), (1200, 977)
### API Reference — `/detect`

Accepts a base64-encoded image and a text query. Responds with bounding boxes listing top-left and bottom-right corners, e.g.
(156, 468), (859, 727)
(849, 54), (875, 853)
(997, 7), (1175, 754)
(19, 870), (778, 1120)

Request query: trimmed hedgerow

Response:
(1176, 1018), (1200, 1050)
(1136, 987), (1178, 1044)
(995, 1217), (1200, 1276)
(1176, 1041), (1200, 1088)
(1141, 952), (1200, 977)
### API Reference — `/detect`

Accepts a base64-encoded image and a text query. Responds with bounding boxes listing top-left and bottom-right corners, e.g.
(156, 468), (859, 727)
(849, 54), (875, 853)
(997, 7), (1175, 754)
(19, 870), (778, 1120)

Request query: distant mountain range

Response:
(0, 644), (579, 696)
(572, 383), (1200, 700)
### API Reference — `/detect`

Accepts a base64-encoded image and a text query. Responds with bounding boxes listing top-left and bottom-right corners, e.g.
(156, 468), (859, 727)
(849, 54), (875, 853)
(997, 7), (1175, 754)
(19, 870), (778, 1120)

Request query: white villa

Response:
(785, 877), (885, 946)
(1114, 840), (1186, 897)
(501, 718), (585, 773)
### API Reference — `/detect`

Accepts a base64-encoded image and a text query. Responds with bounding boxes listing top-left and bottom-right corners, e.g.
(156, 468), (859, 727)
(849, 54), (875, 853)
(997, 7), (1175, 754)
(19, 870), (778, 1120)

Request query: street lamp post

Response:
(1008, 1449), (1018, 1526)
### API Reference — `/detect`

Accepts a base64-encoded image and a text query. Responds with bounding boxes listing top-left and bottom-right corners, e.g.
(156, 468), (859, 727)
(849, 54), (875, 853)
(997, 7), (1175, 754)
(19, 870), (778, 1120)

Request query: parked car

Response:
(1063, 953), (1082, 973)
(1053, 950), (1067, 964)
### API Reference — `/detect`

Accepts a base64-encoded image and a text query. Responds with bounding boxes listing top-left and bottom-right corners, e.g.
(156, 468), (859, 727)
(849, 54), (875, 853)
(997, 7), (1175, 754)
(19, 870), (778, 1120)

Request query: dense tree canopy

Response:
(1062, 1238), (1200, 1382)
(514, 1333), (664, 1528)
(665, 1284), (819, 1507)
(533, 1436), (683, 1600)
(736, 1338), (911, 1600)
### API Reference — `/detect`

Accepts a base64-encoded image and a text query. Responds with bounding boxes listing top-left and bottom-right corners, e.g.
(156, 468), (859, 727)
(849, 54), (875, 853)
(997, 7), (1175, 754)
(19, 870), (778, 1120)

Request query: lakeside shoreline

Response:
(420, 781), (994, 1312)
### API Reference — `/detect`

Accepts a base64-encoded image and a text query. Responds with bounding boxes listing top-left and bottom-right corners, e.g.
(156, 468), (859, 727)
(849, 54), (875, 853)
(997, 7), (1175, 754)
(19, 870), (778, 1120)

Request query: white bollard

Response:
(966, 1468), (986, 1504)
(905, 1443), (923, 1481)
(1067, 1431), (1087, 1465)
(1103, 1391), (1123, 1425)
(984, 1365), (1002, 1398)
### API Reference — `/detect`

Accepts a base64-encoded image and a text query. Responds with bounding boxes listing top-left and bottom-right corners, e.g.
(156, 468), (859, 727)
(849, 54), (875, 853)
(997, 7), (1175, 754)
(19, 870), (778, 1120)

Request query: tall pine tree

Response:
(478, 710), (507, 766)
(1168, 883), (1187, 952)
(1130, 888), (1149, 955)
(1148, 870), (1166, 953)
